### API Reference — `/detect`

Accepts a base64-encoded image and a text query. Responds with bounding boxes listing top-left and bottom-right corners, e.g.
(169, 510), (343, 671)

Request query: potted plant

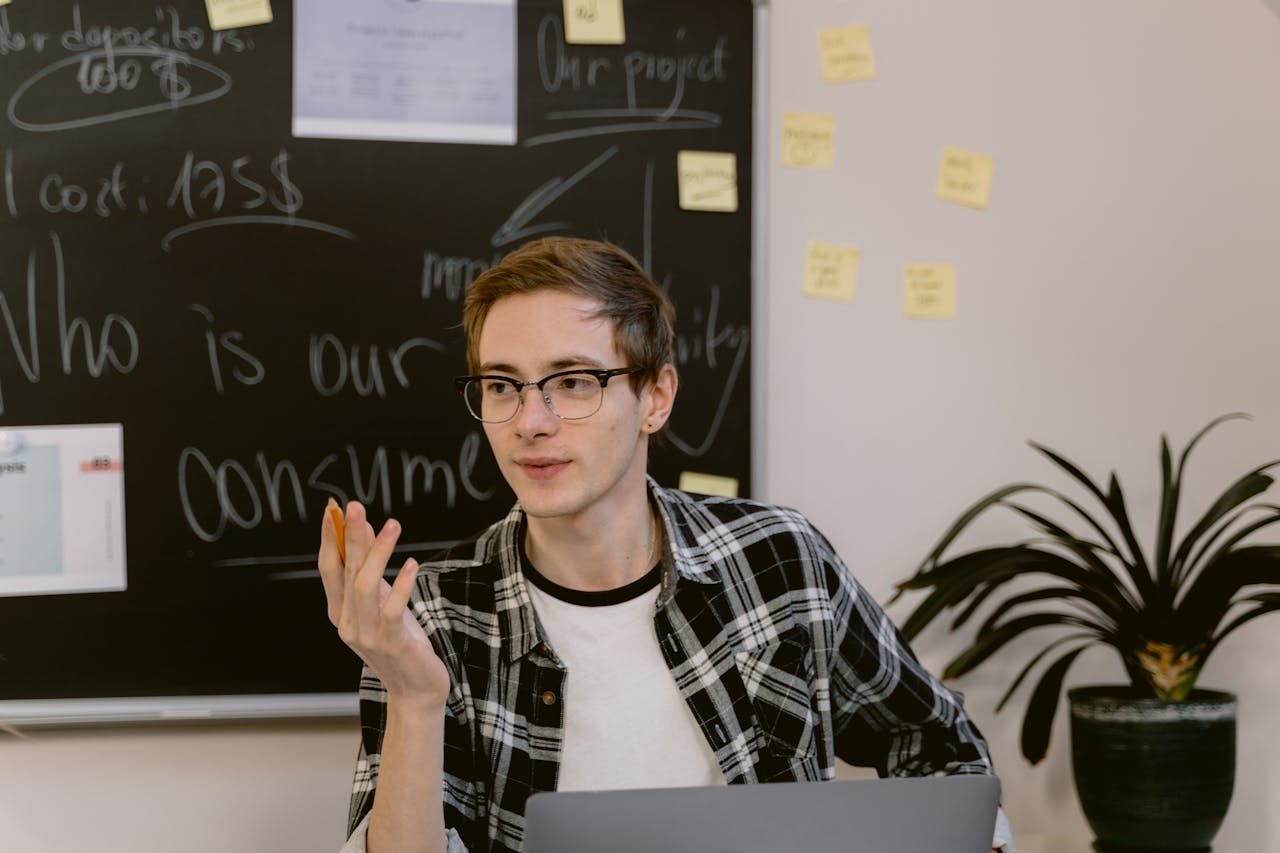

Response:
(891, 414), (1280, 851)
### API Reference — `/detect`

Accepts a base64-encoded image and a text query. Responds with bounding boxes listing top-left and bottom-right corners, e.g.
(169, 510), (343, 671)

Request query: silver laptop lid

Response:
(523, 775), (1001, 853)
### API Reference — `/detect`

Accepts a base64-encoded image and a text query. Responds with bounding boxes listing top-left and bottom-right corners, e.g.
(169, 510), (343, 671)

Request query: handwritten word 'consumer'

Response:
(177, 435), (497, 542)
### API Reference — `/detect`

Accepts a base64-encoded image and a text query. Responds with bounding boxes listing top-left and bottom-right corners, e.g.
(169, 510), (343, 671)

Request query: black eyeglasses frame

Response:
(453, 367), (643, 423)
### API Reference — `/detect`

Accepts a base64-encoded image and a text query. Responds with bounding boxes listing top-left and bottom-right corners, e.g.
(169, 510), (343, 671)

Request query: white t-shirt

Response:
(523, 560), (726, 792)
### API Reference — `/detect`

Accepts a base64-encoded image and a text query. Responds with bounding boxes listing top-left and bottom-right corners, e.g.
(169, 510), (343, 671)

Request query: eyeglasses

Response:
(454, 367), (642, 424)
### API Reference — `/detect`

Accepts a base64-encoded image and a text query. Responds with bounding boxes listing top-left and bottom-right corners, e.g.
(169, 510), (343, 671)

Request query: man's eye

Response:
(552, 374), (600, 396)
(484, 380), (516, 396)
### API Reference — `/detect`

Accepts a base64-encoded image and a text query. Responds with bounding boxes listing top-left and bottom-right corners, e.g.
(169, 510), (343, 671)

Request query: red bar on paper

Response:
(79, 458), (125, 473)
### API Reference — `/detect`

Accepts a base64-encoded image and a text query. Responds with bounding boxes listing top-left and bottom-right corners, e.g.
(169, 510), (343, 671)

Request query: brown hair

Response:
(462, 237), (675, 394)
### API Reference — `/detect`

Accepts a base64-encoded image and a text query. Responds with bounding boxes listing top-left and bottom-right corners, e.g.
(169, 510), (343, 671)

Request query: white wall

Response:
(4, 3), (1280, 851)
(765, 1), (1280, 850)
(0, 720), (356, 852)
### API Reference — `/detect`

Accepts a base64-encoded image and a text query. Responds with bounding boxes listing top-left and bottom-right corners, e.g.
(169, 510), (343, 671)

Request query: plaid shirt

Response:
(346, 479), (996, 853)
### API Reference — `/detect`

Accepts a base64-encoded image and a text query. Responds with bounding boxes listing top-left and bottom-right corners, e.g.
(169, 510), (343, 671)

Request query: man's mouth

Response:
(516, 458), (570, 480)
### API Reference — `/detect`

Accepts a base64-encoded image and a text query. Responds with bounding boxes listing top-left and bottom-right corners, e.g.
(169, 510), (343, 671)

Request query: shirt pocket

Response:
(733, 624), (819, 768)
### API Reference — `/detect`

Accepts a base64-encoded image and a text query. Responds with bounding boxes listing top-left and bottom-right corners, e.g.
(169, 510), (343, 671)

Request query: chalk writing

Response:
(527, 15), (728, 147)
(161, 148), (354, 249)
(672, 285), (745, 371)
(421, 249), (504, 302)
(0, 233), (138, 416)
(308, 333), (444, 399)
(622, 36), (728, 117)
(524, 107), (722, 148)
(3, 148), (15, 217)
(8, 48), (233, 132)
(190, 304), (265, 394)
(167, 149), (300, 219)
(667, 285), (749, 456)
(0, 4), (248, 56)
(490, 145), (618, 246)
(177, 434), (497, 542)
(36, 161), (130, 217)
(538, 15), (613, 93)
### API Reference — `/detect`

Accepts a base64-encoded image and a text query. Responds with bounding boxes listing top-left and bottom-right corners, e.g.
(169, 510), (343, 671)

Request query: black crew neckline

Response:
(520, 530), (661, 607)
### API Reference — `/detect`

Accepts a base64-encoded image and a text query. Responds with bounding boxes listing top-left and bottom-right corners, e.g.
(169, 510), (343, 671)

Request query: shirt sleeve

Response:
(814, 531), (1014, 852)
(993, 807), (1015, 852)
(809, 522), (996, 778)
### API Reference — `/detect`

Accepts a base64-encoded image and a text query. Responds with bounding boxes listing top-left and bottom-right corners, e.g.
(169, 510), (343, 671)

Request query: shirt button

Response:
(541, 690), (557, 706)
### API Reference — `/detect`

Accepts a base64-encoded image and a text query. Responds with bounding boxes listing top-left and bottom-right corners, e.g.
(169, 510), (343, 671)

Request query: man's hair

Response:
(462, 237), (676, 394)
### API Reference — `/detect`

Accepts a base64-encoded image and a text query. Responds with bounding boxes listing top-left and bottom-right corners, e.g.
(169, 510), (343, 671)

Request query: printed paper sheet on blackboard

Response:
(292, 0), (517, 144)
(0, 424), (126, 598)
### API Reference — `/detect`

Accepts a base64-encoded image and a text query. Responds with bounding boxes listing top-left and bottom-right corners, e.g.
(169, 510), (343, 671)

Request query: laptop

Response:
(523, 775), (1000, 853)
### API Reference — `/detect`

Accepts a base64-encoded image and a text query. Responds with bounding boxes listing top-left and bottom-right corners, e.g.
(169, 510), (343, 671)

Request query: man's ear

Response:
(641, 364), (678, 433)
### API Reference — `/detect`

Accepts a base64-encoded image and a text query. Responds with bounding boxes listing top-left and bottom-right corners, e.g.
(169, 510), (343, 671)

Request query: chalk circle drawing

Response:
(7, 48), (233, 133)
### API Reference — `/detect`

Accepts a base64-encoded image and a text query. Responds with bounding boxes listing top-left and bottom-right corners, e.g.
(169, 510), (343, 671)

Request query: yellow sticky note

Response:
(905, 264), (957, 318)
(802, 241), (859, 303)
(818, 25), (876, 82)
(782, 112), (835, 169)
(205, 0), (272, 30)
(563, 0), (625, 45)
(936, 146), (994, 209)
(677, 151), (738, 213)
(679, 471), (740, 498)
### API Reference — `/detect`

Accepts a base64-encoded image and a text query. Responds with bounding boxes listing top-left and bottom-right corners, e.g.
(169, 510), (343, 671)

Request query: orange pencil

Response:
(327, 504), (347, 563)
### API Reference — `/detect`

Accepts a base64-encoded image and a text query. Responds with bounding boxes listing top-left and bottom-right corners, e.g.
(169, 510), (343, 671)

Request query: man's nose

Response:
(513, 384), (557, 434)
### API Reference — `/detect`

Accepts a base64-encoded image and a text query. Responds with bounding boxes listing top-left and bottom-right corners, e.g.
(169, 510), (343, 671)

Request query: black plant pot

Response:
(1069, 686), (1237, 852)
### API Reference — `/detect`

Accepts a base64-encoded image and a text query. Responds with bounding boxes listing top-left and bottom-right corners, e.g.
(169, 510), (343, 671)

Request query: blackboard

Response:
(0, 0), (754, 714)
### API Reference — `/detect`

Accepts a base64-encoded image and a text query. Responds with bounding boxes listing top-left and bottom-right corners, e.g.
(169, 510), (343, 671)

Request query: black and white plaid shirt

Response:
(346, 479), (997, 853)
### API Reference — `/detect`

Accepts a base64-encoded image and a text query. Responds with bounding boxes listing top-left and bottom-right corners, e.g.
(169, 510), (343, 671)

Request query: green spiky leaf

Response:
(1020, 646), (1091, 764)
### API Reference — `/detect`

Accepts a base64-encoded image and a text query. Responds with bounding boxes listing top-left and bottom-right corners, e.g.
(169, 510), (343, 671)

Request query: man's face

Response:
(475, 289), (664, 524)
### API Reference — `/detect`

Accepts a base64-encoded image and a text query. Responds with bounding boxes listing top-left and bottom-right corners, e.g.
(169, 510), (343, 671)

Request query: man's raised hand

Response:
(318, 499), (449, 707)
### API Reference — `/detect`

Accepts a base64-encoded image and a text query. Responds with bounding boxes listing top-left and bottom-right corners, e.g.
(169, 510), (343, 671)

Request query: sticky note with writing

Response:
(818, 25), (876, 82)
(679, 471), (740, 498)
(904, 264), (957, 318)
(205, 0), (272, 30)
(563, 0), (625, 44)
(782, 112), (836, 169)
(677, 151), (738, 213)
(802, 241), (859, 302)
(935, 146), (994, 209)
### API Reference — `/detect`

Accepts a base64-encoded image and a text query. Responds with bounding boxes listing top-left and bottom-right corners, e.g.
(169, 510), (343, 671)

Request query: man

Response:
(318, 236), (1013, 853)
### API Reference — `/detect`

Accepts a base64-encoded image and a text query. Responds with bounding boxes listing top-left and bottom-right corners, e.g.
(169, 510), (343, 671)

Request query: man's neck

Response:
(523, 493), (659, 593)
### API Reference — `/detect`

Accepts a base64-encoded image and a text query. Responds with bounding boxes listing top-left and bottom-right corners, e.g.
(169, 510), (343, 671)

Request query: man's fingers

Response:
(356, 518), (402, 589)
(349, 517), (404, 641)
(382, 557), (420, 622)
(342, 501), (372, 582)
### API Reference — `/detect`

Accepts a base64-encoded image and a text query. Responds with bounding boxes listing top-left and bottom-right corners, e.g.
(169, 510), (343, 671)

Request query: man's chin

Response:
(511, 483), (577, 518)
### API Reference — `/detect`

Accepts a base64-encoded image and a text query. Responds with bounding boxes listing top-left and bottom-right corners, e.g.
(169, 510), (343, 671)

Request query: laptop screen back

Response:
(523, 775), (1001, 853)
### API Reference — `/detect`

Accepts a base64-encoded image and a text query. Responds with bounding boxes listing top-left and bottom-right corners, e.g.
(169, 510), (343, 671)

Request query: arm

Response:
(319, 500), (455, 853)
(817, 545), (993, 777)
(807, 527), (1013, 850)
(369, 699), (449, 853)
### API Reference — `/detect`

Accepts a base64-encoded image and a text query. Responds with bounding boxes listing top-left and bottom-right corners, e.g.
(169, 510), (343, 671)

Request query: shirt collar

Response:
(492, 477), (723, 662)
